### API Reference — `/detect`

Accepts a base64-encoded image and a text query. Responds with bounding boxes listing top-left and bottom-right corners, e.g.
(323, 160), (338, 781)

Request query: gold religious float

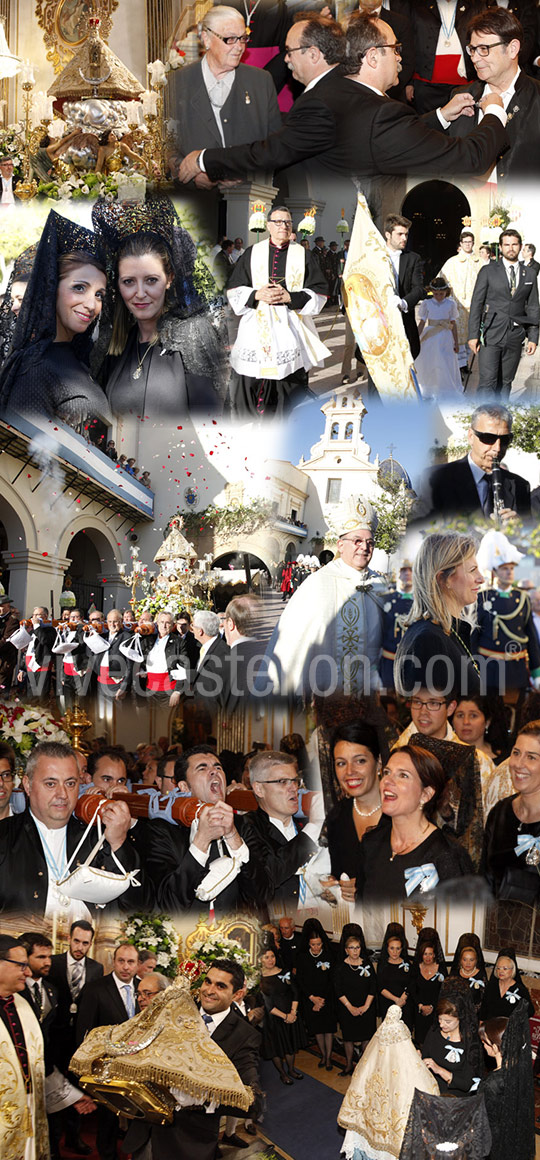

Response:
(69, 964), (254, 1123)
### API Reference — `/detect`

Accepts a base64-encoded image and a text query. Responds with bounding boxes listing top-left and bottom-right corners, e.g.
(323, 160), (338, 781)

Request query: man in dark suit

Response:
(468, 229), (539, 396)
(76, 943), (139, 1160)
(48, 920), (103, 1076)
(19, 932), (58, 1069)
(179, 13), (508, 183)
(0, 593), (19, 693)
(427, 403), (531, 516)
(428, 8), (540, 180)
(185, 608), (229, 702)
(16, 604), (56, 700)
(222, 596), (265, 714)
(168, 4), (282, 187)
(0, 740), (143, 916)
(241, 751), (323, 911)
(140, 747), (263, 912)
(384, 212), (424, 358)
(126, 960), (262, 1160)
(522, 243), (540, 277)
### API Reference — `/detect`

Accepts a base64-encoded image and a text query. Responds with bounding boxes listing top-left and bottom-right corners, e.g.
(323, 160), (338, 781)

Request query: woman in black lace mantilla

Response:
(0, 211), (111, 435)
(91, 196), (226, 418)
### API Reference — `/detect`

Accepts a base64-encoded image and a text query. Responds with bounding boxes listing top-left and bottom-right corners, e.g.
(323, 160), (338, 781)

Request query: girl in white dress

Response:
(415, 277), (463, 398)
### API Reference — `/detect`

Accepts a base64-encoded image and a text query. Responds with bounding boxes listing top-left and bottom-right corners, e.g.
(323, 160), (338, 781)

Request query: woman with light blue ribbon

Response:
(482, 720), (540, 905)
(356, 745), (474, 903)
(479, 950), (534, 1021)
(422, 992), (482, 1096)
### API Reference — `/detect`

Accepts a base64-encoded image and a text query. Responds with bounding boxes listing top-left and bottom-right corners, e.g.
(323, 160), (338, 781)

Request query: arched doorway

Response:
(402, 181), (471, 284)
(0, 520), (9, 593)
(66, 528), (117, 613)
(211, 551), (272, 607)
(320, 549), (334, 565)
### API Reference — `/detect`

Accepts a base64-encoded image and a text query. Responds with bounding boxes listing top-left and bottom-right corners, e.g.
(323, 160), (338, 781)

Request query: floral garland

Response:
(189, 929), (259, 989)
(0, 703), (69, 768)
(37, 170), (141, 202)
(121, 914), (179, 979)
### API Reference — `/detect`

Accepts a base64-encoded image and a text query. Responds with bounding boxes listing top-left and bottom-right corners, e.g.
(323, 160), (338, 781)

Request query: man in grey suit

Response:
(468, 229), (539, 396)
(169, 5), (282, 188)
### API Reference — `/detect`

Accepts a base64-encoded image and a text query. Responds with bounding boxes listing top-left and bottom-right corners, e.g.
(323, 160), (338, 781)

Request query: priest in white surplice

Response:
(261, 497), (385, 697)
(226, 204), (330, 417)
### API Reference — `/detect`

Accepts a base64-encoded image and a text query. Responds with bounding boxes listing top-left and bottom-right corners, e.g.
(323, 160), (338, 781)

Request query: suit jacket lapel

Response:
(106, 972), (130, 1021)
(190, 64), (225, 146)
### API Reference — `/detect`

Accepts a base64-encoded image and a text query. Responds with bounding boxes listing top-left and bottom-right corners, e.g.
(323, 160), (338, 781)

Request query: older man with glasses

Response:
(168, 4), (281, 187)
(0, 934), (49, 1160)
(427, 404), (531, 517)
(225, 202), (329, 416)
(261, 496), (386, 697)
(241, 750), (324, 910)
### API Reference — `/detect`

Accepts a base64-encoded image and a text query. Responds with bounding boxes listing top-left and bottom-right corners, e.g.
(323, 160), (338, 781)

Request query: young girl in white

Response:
(415, 277), (463, 398)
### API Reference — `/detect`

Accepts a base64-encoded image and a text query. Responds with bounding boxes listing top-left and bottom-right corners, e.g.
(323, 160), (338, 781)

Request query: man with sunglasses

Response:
(242, 750), (324, 909)
(426, 8), (540, 180)
(467, 229), (539, 397)
(427, 404), (531, 517)
(168, 4), (281, 187)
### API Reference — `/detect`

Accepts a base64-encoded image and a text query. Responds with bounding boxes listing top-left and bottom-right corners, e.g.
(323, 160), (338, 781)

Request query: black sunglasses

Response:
(471, 430), (512, 447)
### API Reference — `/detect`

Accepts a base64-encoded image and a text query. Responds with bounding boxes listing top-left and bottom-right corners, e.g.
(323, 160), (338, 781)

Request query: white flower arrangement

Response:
(120, 913), (179, 979)
(0, 703), (70, 767)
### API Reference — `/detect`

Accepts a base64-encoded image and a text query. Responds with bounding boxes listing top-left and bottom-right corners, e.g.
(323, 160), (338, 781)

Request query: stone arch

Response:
(0, 484), (36, 552)
(402, 181), (471, 284)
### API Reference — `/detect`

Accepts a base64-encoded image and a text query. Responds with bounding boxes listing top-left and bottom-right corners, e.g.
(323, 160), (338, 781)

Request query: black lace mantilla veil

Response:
(435, 978), (484, 1076)
(481, 999), (535, 1160)
(398, 1091), (492, 1160)
(407, 733), (484, 870)
(0, 211), (105, 413)
(90, 195), (227, 396)
(0, 243), (37, 365)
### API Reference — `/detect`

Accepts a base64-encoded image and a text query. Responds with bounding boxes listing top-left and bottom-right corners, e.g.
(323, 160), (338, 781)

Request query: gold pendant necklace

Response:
(133, 335), (158, 380)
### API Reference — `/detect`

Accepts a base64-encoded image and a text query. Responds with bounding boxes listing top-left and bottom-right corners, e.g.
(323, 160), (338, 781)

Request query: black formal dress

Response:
(326, 798), (360, 880)
(421, 1026), (478, 1094)
(260, 971), (307, 1058)
(201, 70), (507, 180)
(427, 456), (531, 517)
(453, 971), (487, 1014)
(479, 975), (534, 1021)
(376, 959), (413, 1028)
(468, 259), (540, 395)
(3, 341), (111, 429)
(334, 960), (377, 1042)
(357, 815), (474, 903)
(394, 617), (482, 697)
(104, 330), (221, 418)
(482, 795), (540, 905)
(296, 949), (337, 1035)
(408, 965), (447, 1045)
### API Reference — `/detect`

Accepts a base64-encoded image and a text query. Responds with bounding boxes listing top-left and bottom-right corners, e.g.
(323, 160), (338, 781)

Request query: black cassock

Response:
(227, 241), (327, 417)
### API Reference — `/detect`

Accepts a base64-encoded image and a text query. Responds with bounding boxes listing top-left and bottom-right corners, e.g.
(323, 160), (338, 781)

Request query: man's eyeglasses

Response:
(466, 41), (504, 58)
(471, 429), (512, 447)
(261, 778), (301, 788)
(339, 537), (374, 548)
(284, 44), (308, 57)
(203, 27), (250, 44)
(268, 219), (293, 228)
(0, 771), (13, 783)
(372, 42), (402, 55)
(410, 698), (446, 712)
(1, 958), (28, 970)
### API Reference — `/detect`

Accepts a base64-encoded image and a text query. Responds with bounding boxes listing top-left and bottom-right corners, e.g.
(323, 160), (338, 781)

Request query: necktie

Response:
(70, 960), (84, 1001)
(480, 473), (493, 516)
(32, 981), (43, 1019)
(202, 1012), (214, 1032)
(122, 985), (135, 1018)
(509, 265), (516, 295)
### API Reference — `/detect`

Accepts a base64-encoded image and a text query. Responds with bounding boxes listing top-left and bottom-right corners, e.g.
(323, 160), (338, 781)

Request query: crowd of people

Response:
(0, 917), (536, 1160)
(2, 672), (540, 911)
